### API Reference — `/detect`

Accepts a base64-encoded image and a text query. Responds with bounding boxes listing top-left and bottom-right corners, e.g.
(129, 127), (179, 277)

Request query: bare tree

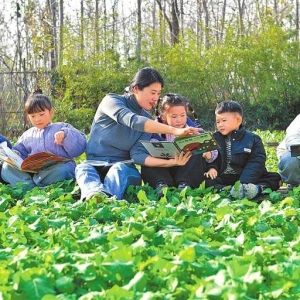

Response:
(95, 0), (100, 54)
(152, 0), (157, 31)
(202, 0), (210, 49)
(102, 0), (107, 52)
(179, 0), (184, 39)
(220, 0), (227, 41)
(156, 0), (180, 45)
(80, 0), (84, 55)
(46, 0), (57, 69)
(296, 0), (299, 41)
(236, 0), (245, 35)
(59, 0), (64, 65)
(274, 0), (279, 25)
(111, 0), (119, 51)
(171, 0), (180, 44)
(136, 0), (142, 60)
(1, 0), (300, 73)
(16, 2), (22, 70)
(196, 0), (203, 49)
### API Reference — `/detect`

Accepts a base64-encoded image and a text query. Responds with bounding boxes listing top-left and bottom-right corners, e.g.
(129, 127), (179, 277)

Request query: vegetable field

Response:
(1, 131), (300, 300)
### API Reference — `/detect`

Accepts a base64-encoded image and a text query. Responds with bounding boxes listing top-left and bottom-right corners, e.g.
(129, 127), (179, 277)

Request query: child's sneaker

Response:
(243, 183), (261, 199)
(177, 181), (189, 190)
(230, 184), (244, 199)
(287, 184), (300, 190)
(86, 191), (113, 203)
(155, 181), (169, 198)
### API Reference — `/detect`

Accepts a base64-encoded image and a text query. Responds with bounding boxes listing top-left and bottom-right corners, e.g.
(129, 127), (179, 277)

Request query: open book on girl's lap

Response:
(140, 132), (219, 159)
(0, 142), (70, 173)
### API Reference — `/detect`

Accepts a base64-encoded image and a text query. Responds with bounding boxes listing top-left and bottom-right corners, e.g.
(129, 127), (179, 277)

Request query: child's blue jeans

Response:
(278, 152), (300, 184)
(1, 161), (75, 189)
(75, 162), (141, 200)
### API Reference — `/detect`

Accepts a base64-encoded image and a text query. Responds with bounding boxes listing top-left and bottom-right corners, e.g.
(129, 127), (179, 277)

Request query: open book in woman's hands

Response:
(0, 142), (71, 173)
(140, 132), (219, 159)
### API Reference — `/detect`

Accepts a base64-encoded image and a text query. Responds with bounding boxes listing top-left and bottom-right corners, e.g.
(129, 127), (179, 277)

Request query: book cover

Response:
(140, 132), (219, 159)
(0, 142), (71, 173)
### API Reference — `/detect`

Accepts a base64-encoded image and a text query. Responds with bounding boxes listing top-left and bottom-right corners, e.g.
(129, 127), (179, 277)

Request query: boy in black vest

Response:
(205, 100), (281, 200)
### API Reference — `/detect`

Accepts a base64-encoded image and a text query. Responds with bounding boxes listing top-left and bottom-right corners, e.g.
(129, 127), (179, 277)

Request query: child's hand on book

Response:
(54, 131), (65, 145)
(172, 151), (192, 166)
(202, 151), (212, 160)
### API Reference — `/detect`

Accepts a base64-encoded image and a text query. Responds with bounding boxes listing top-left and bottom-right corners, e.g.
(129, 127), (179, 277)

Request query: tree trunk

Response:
(156, 0), (180, 45)
(202, 0), (209, 49)
(296, 0), (299, 41)
(16, 2), (22, 70)
(80, 0), (84, 55)
(59, 0), (64, 66)
(45, 0), (57, 69)
(273, 0), (278, 25)
(237, 0), (245, 35)
(171, 0), (180, 44)
(296, 0), (300, 59)
(152, 0), (156, 31)
(103, 0), (107, 52)
(95, 0), (100, 54)
(196, 0), (203, 49)
(180, 0), (184, 40)
(111, 0), (119, 51)
(220, 0), (227, 42)
(136, 0), (142, 60)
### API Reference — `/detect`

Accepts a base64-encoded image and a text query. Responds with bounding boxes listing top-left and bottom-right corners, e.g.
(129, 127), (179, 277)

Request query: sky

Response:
(0, 0), (136, 24)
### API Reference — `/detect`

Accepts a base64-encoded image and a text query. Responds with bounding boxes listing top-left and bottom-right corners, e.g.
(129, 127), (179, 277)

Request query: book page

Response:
(140, 140), (180, 158)
(21, 152), (71, 173)
(174, 132), (219, 154)
(0, 142), (23, 169)
(0, 143), (7, 157)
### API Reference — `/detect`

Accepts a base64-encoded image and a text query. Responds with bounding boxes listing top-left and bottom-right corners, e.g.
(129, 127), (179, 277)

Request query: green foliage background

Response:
(52, 23), (300, 133)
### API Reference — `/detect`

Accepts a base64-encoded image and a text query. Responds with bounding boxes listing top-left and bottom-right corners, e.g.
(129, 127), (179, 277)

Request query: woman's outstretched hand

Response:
(173, 126), (202, 136)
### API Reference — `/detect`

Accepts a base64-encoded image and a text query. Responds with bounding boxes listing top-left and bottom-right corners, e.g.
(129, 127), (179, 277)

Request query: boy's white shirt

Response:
(277, 114), (300, 159)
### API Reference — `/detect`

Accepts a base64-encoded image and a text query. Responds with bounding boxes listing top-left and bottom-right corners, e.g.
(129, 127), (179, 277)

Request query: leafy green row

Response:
(0, 176), (300, 299)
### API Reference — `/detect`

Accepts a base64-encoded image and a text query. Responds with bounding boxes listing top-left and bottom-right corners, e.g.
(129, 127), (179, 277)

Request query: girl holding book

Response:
(75, 67), (200, 201)
(1, 90), (86, 189)
(141, 93), (218, 196)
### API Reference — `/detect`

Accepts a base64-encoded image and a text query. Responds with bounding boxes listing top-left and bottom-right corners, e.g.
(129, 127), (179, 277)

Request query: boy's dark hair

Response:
(127, 67), (164, 93)
(215, 100), (243, 117)
(25, 88), (53, 114)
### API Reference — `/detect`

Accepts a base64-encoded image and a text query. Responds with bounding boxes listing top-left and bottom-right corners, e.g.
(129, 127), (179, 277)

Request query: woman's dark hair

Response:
(127, 67), (164, 93)
(215, 100), (243, 117)
(25, 88), (53, 114)
(155, 93), (200, 126)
